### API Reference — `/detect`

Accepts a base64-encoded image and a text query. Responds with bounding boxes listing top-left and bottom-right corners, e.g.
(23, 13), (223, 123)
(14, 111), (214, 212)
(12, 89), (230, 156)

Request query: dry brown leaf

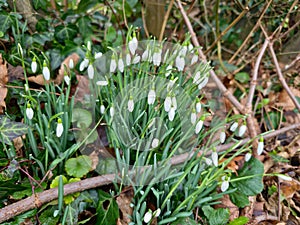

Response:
(0, 54), (8, 114)
(27, 74), (51, 86)
(280, 180), (300, 199)
(276, 88), (300, 111)
(13, 136), (24, 157)
(55, 53), (80, 85)
(216, 194), (239, 221)
(116, 189), (134, 224)
(74, 75), (90, 103)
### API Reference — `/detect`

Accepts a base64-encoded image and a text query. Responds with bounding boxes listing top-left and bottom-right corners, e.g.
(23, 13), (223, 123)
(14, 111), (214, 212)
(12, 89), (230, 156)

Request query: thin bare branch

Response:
(176, 0), (244, 113)
(159, 0), (174, 41)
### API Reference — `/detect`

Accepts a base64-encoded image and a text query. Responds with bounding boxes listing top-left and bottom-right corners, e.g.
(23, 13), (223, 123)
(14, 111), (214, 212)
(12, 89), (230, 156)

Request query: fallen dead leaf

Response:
(276, 88), (300, 111)
(280, 179), (300, 199)
(0, 54), (8, 114)
(216, 194), (239, 221)
(13, 136), (24, 157)
(116, 189), (134, 224)
(74, 75), (90, 103)
(55, 53), (80, 85)
(27, 74), (51, 86)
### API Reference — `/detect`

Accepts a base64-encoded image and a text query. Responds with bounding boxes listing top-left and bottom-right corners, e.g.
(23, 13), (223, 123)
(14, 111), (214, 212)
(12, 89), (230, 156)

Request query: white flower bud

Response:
(175, 56), (185, 71)
(79, 58), (89, 71)
(56, 118), (63, 138)
(168, 107), (176, 121)
(221, 179), (229, 192)
(31, 58), (37, 73)
(126, 53), (131, 66)
(128, 98), (134, 112)
(219, 131), (226, 144)
(128, 36), (138, 55)
(132, 55), (140, 64)
(87, 64), (94, 79)
(100, 105), (105, 114)
(110, 56), (117, 73)
(238, 124), (247, 137)
(26, 104), (34, 120)
(195, 120), (203, 134)
(118, 58), (124, 73)
(165, 65), (172, 77)
(191, 54), (198, 64)
(196, 102), (201, 113)
(148, 89), (156, 105)
(154, 208), (161, 217)
(191, 112), (197, 125)
(69, 59), (74, 69)
(245, 153), (252, 162)
(198, 77), (209, 90)
(94, 52), (103, 59)
(212, 151), (218, 167)
(230, 122), (238, 132)
(144, 211), (152, 223)
(110, 107), (115, 117)
(164, 96), (172, 112)
(205, 158), (212, 166)
(257, 139), (264, 155)
(96, 80), (108, 86)
(151, 138), (159, 148)
(42, 61), (50, 81)
(152, 50), (162, 66)
(64, 74), (70, 86)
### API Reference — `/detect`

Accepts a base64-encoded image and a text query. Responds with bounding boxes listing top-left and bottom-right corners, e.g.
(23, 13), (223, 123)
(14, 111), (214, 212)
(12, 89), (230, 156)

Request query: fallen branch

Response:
(0, 122), (299, 223)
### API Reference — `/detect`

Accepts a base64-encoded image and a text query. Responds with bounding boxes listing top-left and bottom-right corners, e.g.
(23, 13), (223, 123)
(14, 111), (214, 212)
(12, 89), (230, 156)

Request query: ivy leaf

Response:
(0, 116), (28, 145)
(235, 72), (250, 84)
(65, 155), (92, 178)
(229, 191), (249, 208)
(77, 16), (93, 39)
(202, 205), (229, 225)
(171, 217), (198, 225)
(72, 108), (92, 128)
(0, 12), (13, 34)
(54, 24), (78, 44)
(231, 157), (264, 196)
(96, 190), (119, 225)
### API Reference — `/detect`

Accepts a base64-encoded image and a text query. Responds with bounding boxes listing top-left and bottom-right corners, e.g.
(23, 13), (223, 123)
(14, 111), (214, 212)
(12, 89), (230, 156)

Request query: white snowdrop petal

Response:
(64, 76), (70, 86)
(151, 138), (159, 148)
(95, 52), (103, 59)
(154, 208), (161, 217)
(144, 211), (152, 223)
(175, 56), (185, 71)
(100, 105), (105, 114)
(230, 122), (238, 132)
(191, 55), (198, 64)
(171, 97), (177, 110)
(164, 96), (172, 112)
(56, 123), (64, 137)
(69, 59), (74, 69)
(129, 37), (138, 55)
(31, 61), (37, 73)
(153, 51), (162, 66)
(238, 124), (247, 137)
(132, 55), (140, 64)
(87, 64), (94, 79)
(42, 66), (50, 81)
(126, 54), (131, 66)
(168, 107), (176, 121)
(205, 158), (212, 166)
(110, 59), (117, 73)
(257, 141), (264, 155)
(198, 77), (209, 90)
(277, 174), (292, 181)
(245, 153), (252, 162)
(142, 49), (149, 61)
(193, 71), (201, 84)
(79, 58), (89, 71)
(148, 89), (156, 105)
(191, 113), (197, 125)
(195, 120), (203, 134)
(221, 180), (229, 192)
(165, 65), (172, 77)
(26, 107), (34, 120)
(212, 152), (218, 167)
(110, 107), (115, 117)
(96, 80), (108, 86)
(196, 102), (201, 113)
(118, 58), (124, 72)
(128, 99), (134, 112)
(219, 131), (226, 144)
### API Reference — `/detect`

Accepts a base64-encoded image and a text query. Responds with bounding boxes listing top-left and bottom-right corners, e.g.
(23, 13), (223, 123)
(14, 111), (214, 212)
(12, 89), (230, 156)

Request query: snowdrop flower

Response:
(87, 63), (94, 79)
(96, 80), (108, 86)
(193, 71), (201, 84)
(152, 49), (162, 66)
(191, 54), (198, 64)
(110, 54), (117, 73)
(167, 79), (176, 91)
(126, 52), (131, 66)
(132, 55), (140, 64)
(94, 52), (103, 59)
(219, 131), (226, 144)
(69, 59), (74, 69)
(110, 106), (115, 117)
(196, 101), (201, 113)
(205, 157), (212, 166)
(144, 211), (152, 223)
(128, 96), (134, 112)
(26, 103), (34, 120)
(198, 76), (209, 90)
(56, 118), (63, 138)
(128, 35), (138, 55)
(171, 96), (177, 110)
(142, 48), (149, 61)
(153, 208), (161, 217)
(42, 61), (50, 81)
(168, 106), (176, 121)
(164, 95), (172, 112)
(165, 65), (172, 77)
(245, 152), (252, 162)
(100, 105), (105, 114)
(148, 89), (156, 105)
(221, 176), (230, 192)
(118, 57), (124, 73)
(230, 121), (238, 132)
(79, 58), (89, 71)
(175, 56), (185, 71)
(211, 151), (218, 167)
(191, 110), (197, 125)
(179, 45), (188, 56)
(64, 73), (70, 86)
(257, 137), (264, 155)
(195, 117), (204, 134)
(31, 57), (37, 73)
(238, 123), (247, 137)
(151, 138), (159, 148)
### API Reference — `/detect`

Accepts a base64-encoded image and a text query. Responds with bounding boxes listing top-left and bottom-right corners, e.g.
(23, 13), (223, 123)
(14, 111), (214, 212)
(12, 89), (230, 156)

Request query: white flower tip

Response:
(26, 107), (34, 120)
(195, 120), (203, 134)
(219, 131), (226, 144)
(56, 122), (63, 138)
(87, 64), (94, 79)
(69, 59), (74, 69)
(238, 124), (247, 137)
(151, 138), (159, 148)
(245, 153), (252, 162)
(257, 141), (264, 155)
(168, 107), (175, 121)
(212, 152), (218, 167)
(144, 211), (152, 223)
(153, 208), (161, 217)
(230, 122), (238, 132)
(221, 180), (229, 192)
(277, 174), (293, 181)
(128, 99), (134, 112)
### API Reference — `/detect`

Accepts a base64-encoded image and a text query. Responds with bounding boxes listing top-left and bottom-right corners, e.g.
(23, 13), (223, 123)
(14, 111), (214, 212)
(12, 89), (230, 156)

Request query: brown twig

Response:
(268, 42), (300, 111)
(228, 0), (273, 64)
(176, 0), (244, 113)
(159, 0), (174, 41)
(0, 122), (299, 222)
